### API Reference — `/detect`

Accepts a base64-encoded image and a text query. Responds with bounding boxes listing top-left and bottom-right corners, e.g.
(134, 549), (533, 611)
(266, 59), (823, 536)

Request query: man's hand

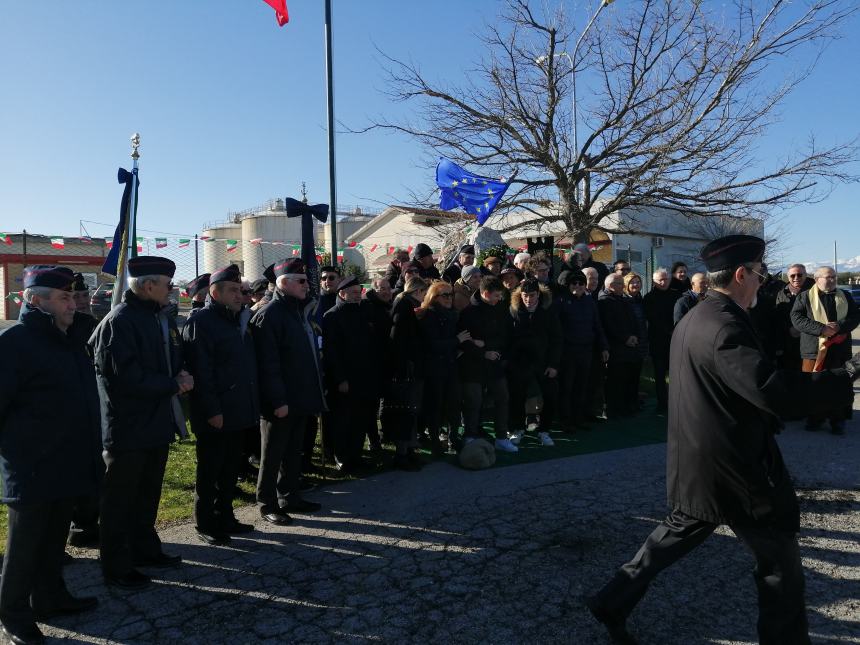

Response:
(273, 405), (289, 418)
(544, 367), (558, 378)
(484, 351), (500, 361)
(602, 350), (610, 363)
(175, 371), (194, 394)
(845, 352), (860, 381)
(456, 330), (472, 343)
(338, 381), (349, 394)
(821, 326), (838, 338)
(208, 414), (224, 429)
(472, 339), (485, 348)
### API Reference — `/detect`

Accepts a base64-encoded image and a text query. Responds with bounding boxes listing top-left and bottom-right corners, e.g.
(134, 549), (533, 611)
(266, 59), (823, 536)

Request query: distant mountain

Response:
(795, 255), (860, 273)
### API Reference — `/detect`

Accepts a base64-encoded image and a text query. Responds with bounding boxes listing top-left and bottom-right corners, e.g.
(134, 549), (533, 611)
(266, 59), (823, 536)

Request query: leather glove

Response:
(845, 352), (860, 381)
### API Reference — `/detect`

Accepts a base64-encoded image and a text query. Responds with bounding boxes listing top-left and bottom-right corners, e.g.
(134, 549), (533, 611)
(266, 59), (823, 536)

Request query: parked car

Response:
(841, 285), (860, 304)
(90, 283), (180, 322)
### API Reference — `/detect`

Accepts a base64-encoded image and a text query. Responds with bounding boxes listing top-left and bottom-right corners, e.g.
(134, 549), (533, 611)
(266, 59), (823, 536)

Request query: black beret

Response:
(700, 235), (765, 272)
(263, 263), (276, 284)
(460, 244), (475, 255)
(336, 275), (360, 291)
(413, 243), (434, 259)
(273, 258), (306, 277)
(210, 264), (241, 285)
(23, 265), (75, 290)
(72, 272), (89, 292)
(186, 273), (211, 296)
(319, 265), (340, 275)
(251, 278), (269, 294)
(128, 255), (176, 278)
(562, 269), (587, 286)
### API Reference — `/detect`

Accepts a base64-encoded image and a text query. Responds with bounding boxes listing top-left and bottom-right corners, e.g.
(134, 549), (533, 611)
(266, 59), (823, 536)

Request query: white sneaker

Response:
(509, 430), (525, 445)
(495, 438), (519, 453)
(538, 431), (555, 447)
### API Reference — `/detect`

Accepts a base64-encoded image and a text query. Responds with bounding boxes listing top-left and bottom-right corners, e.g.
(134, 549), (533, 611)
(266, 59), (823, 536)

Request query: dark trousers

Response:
(509, 370), (558, 432)
(195, 430), (244, 532)
(0, 498), (75, 629)
(591, 509), (809, 645)
(100, 446), (169, 577)
(606, 359), (642, 417)
(303, 413), (333, 466)
(559, 346), (593, 427)
(257, 414), (307, 508)
(461, 378), (509, 439)
(802, 357), (850, 424)
(330, 391), (377, 466)
(69, 493), (100, 542)
(586, 346), (607, 417)
(423, 371), (460, 440)
(651, 351), (669, 412)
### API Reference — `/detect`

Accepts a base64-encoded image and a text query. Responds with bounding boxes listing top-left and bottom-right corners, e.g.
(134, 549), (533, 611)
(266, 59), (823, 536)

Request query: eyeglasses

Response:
(747, 268), (767, 284)
(788, 274), (805, 280)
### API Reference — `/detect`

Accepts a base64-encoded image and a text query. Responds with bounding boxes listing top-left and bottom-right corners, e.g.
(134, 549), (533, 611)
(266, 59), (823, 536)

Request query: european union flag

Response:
(436, 158), (511, 226)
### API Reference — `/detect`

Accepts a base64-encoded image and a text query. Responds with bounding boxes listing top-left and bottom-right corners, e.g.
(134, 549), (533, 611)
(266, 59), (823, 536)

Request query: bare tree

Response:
(362, 0), (858, 240)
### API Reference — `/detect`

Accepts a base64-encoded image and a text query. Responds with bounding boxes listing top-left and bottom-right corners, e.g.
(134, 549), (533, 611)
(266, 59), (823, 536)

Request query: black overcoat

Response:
(790, 287), (860, 361)
(457, 293), (512, 383)
(89, 290), (184, 452)
(182, 301), (259, 434)
(597, 290), (639, 363)
(322, 298), (377, 394)
(250, 289), (326, 419)
(0, 305), (102, 503)
(643, 287), (675, 358)
(667, 290), (853, 531)
(508, 287), (562, 374)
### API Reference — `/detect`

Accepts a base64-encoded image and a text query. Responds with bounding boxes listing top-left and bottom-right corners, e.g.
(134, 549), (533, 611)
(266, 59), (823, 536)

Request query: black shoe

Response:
(805, 420), (823, 432)
(196, 529), (232, 546)
(134, 552), (182, 568)
(223, 520), (254, 534)
(33, 593), (98, 619)
(392, 455), (421, 471)
(67, 529), (100, 549)
(260, 506), (292, 526)
(104, 569), (151, 590)
(585, 596), (637, 645)
(1, 623), (44, 645)
(586, 414), (608, 423)
(284, 498), (321, 513)
(830, 421), (845, 435)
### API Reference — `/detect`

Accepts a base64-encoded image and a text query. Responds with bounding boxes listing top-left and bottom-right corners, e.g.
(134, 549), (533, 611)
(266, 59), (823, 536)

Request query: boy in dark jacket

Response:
(457, 276), (515, 451)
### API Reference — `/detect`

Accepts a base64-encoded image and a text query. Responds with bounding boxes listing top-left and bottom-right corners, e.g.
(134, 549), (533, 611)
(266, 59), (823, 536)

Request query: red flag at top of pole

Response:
(262, 0), (289, 26)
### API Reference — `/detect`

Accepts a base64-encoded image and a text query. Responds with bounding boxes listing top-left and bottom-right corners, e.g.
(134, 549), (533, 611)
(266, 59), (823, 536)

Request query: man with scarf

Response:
(790, 265), (860, 434)
(322, 275), (378, 471)
(90, 256), (192, 590)
(182, 264), (259, 546)
(251, 258), (325, 525)
(0, 266), (101, 644)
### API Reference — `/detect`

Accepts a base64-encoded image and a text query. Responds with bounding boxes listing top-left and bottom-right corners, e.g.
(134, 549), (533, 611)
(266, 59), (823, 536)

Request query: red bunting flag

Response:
(348, 240), (357, 248)
(105, 239), (113, 249)
(155, 238), (168, 249)
(262, 0), (289, 26)
(387, 246), (395, 255)
(0, 233), (12, 245)
(369, 243), (378, 252)
(250, 238), (263, 245)
(406, 245), (414, 253)
(178, 238), (191, 248)
(50, 237), (64, 249)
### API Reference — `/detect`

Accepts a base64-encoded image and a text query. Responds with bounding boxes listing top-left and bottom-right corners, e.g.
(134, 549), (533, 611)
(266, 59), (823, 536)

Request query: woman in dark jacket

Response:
(384, 277), (428, 469)
(623, 272), (649, 413)
(417, 281), (467, 455)
(598, 274), (642, 418)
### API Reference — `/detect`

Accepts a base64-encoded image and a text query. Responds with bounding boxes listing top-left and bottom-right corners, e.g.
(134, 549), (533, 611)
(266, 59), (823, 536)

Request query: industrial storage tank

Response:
(240, 201), (305, 281)
(201, 223), (243, 275)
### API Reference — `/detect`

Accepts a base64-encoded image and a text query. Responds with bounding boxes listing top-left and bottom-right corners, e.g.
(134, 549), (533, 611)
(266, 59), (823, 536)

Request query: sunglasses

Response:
(286, 276), (308, 285)
(618, 267), (630, 274)
(788, 274), (805, 279)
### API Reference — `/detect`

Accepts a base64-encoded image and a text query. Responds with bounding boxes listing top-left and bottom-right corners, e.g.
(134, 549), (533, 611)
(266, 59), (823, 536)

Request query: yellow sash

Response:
(809, 287), (848, 350)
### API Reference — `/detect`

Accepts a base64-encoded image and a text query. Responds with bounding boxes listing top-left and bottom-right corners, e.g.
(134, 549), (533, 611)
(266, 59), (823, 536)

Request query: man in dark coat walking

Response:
(322, 275), (378, 471)
(643, 268), (675, 416)
(182, 264), (259, 545)
(586, 235), (859, 645)
(90, 256), (192, 590)
(251, 258), (325, 525)
(0, 266), (101, 644)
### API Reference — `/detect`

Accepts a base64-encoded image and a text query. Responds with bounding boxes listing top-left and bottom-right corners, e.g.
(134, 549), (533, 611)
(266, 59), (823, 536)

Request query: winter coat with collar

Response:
(508, 286), (563, 373)
(790, 287), (860, 361)
(557, 290), (608, 351)
(389, 292), (424, 380)
(0, 303), (102, 503)
(772, 277), (813, 359)
(597, 289), (640, 363)
(418, 304), (460, 382)
(250, 289), (326, 419)
(673, 290), (702, 325)
(667, 290), (853, 530)
(626, 292), (650, 359)
(182, 301), (259, 434)
(322, 298), (377, 394)
(89, 290), (184, 452)
(457, 292), (512, 383)
(643, 287), (676, 357)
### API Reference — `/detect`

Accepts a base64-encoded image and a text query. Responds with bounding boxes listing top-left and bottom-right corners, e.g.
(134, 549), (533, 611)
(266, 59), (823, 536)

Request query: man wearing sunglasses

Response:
(587, 235), (860, 645)
(773, 264), (814, 371)
(250, 258), (325, 526)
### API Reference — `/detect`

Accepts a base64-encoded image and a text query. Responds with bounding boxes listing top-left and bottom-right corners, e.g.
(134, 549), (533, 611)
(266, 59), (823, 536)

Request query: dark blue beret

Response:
(263, 263), (276, 284)
(273, 258), (306, 277)
(210, 264), (241, 285)
(701, 235), (765, 272)
(128, 255), (176, 278)
(186, 273), (211, 296)
(336, 275), (360, 291)
(23, 265), (75, 290)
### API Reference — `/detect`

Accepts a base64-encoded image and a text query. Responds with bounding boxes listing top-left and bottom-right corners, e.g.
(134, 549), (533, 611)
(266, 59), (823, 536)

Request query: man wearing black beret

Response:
(182, 265), (259, 545)
(0, 266), (100, 644)
(250, 258), (325, 525)
(186, 273), (211, 312)
(322, 275), (378, 472)
(586, 235), (860, 645)
(89, 256), (193, 589)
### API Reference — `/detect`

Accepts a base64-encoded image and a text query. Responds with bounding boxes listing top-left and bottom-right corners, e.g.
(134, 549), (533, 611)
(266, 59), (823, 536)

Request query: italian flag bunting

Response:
(50, 237), (64, 249)
(369, 243), (378, 252)
(105, 238), (113, 249)
(178, 238), (191, 248)
(0, 233), (12, 245)
(250, 238), (263, 245)
(226, 240), (238, 252)
(262, 0), (289, 26)
(155, 238), (168, 249)
(79, 236), (93, 244)
(136, 238), (144, 253)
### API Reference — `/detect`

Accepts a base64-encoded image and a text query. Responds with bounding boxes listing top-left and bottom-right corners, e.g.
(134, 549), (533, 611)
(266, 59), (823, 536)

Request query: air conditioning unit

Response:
(652, 236), (665, 248)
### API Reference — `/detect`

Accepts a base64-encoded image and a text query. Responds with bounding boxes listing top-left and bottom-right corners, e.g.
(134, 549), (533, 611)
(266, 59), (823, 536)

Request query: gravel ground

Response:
(45, 394), (859, 644)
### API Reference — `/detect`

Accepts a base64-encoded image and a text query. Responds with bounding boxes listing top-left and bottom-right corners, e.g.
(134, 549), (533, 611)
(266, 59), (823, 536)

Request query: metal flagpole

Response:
(111, 133), (141, 308)
(324, 0), (338, 267)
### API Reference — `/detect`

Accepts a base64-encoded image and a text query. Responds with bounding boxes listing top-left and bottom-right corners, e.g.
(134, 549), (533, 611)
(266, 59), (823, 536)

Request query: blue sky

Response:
(1, 1), (858, 267)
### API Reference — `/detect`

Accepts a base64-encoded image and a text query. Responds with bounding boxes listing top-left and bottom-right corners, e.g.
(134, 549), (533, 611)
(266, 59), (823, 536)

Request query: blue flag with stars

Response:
(436, 158), (511, 226)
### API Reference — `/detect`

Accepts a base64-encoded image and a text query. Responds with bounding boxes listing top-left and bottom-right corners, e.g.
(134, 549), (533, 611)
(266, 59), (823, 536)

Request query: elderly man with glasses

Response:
(773, 264), (814, 370)
(790, 265), (860, 434)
